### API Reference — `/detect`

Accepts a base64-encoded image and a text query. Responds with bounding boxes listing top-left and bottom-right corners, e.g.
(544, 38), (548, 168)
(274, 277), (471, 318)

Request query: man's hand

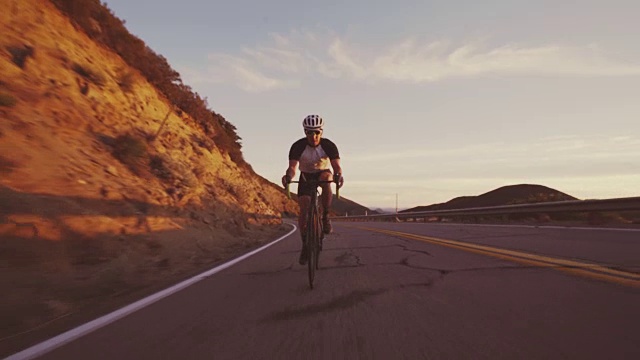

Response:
(281, 174), (291, 187)
(333, 173), (344, 189)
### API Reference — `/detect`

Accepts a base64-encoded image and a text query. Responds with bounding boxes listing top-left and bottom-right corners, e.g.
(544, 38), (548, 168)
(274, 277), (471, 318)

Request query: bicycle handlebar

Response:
(285, 180), (340, 200)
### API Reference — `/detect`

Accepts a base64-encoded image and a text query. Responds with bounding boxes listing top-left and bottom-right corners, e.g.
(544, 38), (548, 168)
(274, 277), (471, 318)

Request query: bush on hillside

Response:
(149, 153), (198, 198)
(7, 45), (34, 69)
(72, 62), (106, 86)
(149, 155), (171, 180)
(116, 69), (135, 92)
(112, 133), (147, 174)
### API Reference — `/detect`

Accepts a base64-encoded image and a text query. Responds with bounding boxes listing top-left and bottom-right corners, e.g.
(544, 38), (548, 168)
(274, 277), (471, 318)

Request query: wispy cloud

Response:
(205, 54), (299, 92)
(349, 134), (640, 164)
(192, 30), (640, 91)
(367, 41), (640, 83)
(345, 134), (640, 193)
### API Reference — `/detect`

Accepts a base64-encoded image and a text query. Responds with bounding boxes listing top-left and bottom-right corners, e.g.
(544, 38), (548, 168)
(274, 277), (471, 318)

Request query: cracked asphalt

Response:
(28, 221), (640, 360)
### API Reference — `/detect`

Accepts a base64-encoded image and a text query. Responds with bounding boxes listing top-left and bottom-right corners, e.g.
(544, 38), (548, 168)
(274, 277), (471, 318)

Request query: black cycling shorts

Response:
(297, 170), (332, 197)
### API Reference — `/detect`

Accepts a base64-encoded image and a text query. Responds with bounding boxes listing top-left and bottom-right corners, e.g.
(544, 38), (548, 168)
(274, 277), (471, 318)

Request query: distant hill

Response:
(284, 191), (374, 217)
(370, 208), (390, 214)
(331, 195), (373, 216)
(401, 184), (578, 213)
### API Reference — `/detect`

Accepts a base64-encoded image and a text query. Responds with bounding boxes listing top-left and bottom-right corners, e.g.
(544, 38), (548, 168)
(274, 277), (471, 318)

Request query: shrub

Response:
(0, 93), (17, 107)
(190, 134), (215, 150)
(72, 63), (105, 86)
(149, 153), (197, 189)
(149, 155), (171, 180)
(7, 45), (34, 69)
(112, 133), (147, 173)
(117, 70), (134, 92)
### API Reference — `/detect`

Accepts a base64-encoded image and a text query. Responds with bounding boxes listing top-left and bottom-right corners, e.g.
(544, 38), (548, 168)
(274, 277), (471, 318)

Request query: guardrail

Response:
(332, 196), (640, 222)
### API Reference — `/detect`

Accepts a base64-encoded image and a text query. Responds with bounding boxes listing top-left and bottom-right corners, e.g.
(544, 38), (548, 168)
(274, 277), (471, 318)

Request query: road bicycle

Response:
(286, 178), (340, 289)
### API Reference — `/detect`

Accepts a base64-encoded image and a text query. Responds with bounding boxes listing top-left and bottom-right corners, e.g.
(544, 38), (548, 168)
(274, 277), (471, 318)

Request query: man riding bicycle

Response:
(282, 115), (344, 265)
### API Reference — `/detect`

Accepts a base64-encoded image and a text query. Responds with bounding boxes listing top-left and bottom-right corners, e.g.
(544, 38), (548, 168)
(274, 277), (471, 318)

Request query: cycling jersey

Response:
(288, 138), (340, 173)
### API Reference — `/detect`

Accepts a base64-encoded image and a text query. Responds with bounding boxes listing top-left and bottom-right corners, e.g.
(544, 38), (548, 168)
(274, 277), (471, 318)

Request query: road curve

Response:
(7, 222), (640, 359)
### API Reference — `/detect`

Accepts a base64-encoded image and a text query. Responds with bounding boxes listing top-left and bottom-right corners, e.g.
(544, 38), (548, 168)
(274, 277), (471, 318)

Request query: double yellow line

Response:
(355, 226), (640, 288)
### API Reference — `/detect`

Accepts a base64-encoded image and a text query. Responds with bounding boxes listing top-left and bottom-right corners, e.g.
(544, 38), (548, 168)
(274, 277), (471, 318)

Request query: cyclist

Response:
(282, 114), (344, 265)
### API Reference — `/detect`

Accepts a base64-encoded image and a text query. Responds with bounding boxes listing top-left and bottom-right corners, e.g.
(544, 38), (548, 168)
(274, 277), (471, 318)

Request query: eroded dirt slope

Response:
(0, 0), (297, 352)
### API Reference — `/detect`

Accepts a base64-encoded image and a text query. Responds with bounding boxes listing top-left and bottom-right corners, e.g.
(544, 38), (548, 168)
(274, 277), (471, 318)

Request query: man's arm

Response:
(282, 160), (299, 187)
(330, 158), (344, 188)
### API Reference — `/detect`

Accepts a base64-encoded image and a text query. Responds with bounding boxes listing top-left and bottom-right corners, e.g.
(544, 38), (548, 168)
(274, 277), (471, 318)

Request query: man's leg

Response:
(319, 171), (333, 234)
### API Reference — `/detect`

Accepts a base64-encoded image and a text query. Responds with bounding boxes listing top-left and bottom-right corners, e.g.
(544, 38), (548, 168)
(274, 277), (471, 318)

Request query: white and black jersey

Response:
(288, 138), (340, 173)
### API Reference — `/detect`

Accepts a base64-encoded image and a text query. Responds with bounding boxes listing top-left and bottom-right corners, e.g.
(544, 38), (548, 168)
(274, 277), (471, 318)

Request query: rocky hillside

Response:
(0, 0), (298, 350)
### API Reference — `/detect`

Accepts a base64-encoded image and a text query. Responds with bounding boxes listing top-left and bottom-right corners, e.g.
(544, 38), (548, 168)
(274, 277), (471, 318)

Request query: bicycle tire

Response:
(307, 241), (316, 289)
(306, 195), (319, 289)
(315, 204), (322, 270)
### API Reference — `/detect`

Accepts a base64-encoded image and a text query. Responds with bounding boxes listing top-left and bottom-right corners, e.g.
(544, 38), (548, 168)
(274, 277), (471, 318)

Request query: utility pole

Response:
(396, 193), (398, 214)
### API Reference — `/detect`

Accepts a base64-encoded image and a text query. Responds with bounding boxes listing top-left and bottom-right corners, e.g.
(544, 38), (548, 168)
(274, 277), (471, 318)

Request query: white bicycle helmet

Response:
(302, 114), (324, 130)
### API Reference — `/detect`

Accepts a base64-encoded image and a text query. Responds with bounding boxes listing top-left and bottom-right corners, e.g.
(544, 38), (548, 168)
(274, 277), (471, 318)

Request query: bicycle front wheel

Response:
(306, 203), (319, 289)
(314, 206), (322, 270)
(307, 240), (316, 288)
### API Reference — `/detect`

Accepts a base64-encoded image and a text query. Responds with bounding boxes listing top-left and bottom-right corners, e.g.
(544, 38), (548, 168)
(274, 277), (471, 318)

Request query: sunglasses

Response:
(305, 130), (322, 136)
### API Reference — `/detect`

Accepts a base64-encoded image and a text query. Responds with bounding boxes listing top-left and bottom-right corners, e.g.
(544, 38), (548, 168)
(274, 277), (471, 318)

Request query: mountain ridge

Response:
(400, 184), (578, 213)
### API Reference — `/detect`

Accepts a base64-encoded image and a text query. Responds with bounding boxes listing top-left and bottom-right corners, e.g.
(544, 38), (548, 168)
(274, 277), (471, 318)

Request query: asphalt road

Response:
(9, 222), (640, 360)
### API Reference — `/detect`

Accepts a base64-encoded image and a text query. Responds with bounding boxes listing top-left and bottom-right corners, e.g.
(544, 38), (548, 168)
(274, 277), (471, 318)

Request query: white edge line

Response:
(5, 224), (297, 360)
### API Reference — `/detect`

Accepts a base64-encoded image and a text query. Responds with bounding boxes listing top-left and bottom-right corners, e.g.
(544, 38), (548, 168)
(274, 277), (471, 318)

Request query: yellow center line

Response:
(352, 226), (640, 288)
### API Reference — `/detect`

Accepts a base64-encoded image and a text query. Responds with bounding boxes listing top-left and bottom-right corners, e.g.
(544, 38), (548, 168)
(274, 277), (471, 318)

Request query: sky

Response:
(103, 0), (640, 210)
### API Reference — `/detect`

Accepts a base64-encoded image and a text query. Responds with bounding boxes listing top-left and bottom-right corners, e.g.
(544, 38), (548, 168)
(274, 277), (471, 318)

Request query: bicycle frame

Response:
(285, 178), (339, 289)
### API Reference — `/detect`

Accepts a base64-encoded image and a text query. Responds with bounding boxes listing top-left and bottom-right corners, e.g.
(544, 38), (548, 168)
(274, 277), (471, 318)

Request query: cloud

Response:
(346, 134), (640, 187)
(194, 30), (640, 91)
(204, 54), (299, 92)
(349, 134), (640, 163)
(368, 41), (640, 83)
